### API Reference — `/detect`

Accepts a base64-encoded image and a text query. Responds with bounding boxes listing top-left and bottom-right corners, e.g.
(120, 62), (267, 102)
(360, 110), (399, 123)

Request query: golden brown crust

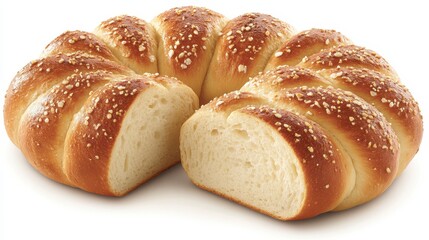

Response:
(17, 71), (118, 185)
(242, 65), (331, 93)
(153, 6), (224, 71)
(299, 45), (397, 78)
(215, 13), (294, 73)
(63, 78), (154, 195)
(265, 28), (351, 70)
(4, 52), (133, 143)
(320, 67), (421, 126)
(239, 106), (349, 220)
(95, 15), (158, 74)
(42, 31), (117, 60)
(204, 90), (266, 113)
(200, 13), (294, 103)
(318, 67), (423, 173)
(152, 6), (226, 96)
(276, 86), (399, 208)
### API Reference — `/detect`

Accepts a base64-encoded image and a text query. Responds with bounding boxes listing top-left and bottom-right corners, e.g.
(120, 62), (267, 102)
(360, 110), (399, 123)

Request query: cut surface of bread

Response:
(181, 93), (353, 219)
(108, 82), (197, 195)
(181, 109), (306, 219)
(60, 77), (198, 196)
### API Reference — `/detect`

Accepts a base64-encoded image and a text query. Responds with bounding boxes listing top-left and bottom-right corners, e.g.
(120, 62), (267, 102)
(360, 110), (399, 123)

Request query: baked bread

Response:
(181, 37), (422, 218)
(4, 24), (199, 196)
(4, 6), (422, 219)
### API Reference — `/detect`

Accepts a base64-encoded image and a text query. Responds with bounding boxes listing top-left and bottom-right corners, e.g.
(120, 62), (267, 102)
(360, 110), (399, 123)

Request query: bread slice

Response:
(64, 76), (198, 196)
(180, 92), (352, 220)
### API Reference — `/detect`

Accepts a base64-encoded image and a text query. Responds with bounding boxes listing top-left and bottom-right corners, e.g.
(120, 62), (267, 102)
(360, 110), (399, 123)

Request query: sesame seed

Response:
(349, 116), (355, 122)
(106, 113), (112, 119)
(95, 155), (100, 160)
(370, 91), (377, 97)
(325, 39), (330, 45)
(138, 44), (146, 52)
(274, 51), (283, 57)
(274, 113), (282, 119)
(168, 49), (174, 58)
(302, 56), (309, 62)
(215, 100), (224, 107)
(180, 64), (188, 69)
(57, 100), (65, 108)
(333, 52), (343, 57)
(86, 143), (92, 148)
(184, 58), (192, 65)
(44, 118), (49, 123)
(307, 146), (314, 153)
(325, 184), (330, 189)
(386, 167), (391, 173)
(238, 64), (247, 73)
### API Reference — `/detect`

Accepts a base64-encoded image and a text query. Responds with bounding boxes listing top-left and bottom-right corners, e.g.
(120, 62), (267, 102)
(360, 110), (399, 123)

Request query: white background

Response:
(1, 0), (428, 239)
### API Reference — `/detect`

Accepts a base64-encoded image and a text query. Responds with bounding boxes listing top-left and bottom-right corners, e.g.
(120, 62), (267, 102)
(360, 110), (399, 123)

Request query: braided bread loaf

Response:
(4, 6), (422, 219)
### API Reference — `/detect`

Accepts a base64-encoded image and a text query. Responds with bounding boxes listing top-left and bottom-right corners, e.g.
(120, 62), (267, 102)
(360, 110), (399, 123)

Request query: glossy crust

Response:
(63, 78), (153, 195)
(242, 65), (331, 93)
(4, 52), (133, 143)
(200, 13), (294, 104)
(42, 31), (117, 61)
(152, 6), (227, 96)
(17, 71), (119, 185)
(95, 15), (159, 74)
(299, 45), (398, 78)
(274, 86), (399, 209)
(318, 67), (422, 174)
(265, 28), (351, 70)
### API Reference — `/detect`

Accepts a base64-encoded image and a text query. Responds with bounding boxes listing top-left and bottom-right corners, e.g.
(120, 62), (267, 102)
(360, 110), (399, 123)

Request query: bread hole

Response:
(139, 125), (146, 131)
(232, 129), (249, 139)
(160, 98), (167, 104)
(244, 161), (253, 168)
(148, 102), (156, 109)
(154, 131), (160, 139)
(227, 147), (235, 153)
(137, 141), (142, 148)
(193, 123), (198, 131)
(210, 129), (219, 136)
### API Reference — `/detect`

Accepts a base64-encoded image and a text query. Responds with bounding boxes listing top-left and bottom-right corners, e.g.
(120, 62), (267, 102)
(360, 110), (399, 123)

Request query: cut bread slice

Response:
(180, 94), (352, 220)
(64, 76), (198, 196)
